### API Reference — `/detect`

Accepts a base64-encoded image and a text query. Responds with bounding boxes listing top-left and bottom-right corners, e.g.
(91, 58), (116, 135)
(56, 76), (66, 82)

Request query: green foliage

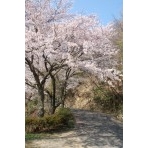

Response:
(25, 133), (41, 140)
(55, 108), (75, 127)
(25, 99), (38, 116)
(25, 133), (51, 140)
(93, 80), (123, 113)
(25, 108), (75, 133)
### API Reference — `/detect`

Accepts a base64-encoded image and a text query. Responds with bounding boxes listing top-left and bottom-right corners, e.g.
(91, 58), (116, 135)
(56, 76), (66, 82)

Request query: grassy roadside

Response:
(25, 133), (51, 140)
(25, 108), (75, 140)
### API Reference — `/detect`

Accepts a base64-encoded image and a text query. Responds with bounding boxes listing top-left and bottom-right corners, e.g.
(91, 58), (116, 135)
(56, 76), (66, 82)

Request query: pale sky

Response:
(70, 0), (123, 25)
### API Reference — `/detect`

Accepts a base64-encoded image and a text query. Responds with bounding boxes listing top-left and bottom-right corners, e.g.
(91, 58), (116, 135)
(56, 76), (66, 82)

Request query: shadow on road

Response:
(72, 109), (123, 148)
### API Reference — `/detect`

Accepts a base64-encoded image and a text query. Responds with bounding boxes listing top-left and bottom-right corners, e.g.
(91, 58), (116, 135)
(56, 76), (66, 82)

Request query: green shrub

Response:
(25, 99), (38, 117)
(93, 83), (123, 113)
(25, 108), (75, 133)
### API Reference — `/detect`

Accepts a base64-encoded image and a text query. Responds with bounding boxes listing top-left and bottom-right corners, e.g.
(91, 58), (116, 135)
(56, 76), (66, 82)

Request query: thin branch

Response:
(25, 81), (37, 89)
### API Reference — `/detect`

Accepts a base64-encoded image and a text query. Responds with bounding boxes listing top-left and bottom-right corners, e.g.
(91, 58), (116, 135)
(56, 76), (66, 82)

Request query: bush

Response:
(25, 99), (38, 117)
(93, 82), (123, 113)
(25, 108), (75, 133)
(53, 108), (75, 128)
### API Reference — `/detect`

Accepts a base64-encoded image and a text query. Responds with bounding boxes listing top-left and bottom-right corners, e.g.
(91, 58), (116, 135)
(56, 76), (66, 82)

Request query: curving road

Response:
(26, 109), (123, 148)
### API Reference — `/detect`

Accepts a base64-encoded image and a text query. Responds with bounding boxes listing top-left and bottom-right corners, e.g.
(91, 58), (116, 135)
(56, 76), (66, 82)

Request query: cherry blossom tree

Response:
(25, 0), (119, 116)
(25, 0), (74, 116)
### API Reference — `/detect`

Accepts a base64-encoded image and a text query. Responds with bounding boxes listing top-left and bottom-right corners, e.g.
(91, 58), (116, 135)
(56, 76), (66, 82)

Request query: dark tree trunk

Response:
(51, 106), (56, 114)
(61, 100), (64, 108)
(37, 90), (45, 117)
(50, 73), (56, 114)
(60, 80), (67, 108)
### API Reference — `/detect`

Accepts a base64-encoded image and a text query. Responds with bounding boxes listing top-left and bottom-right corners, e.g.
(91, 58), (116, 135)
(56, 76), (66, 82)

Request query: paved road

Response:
(26, 109), (123, 148)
